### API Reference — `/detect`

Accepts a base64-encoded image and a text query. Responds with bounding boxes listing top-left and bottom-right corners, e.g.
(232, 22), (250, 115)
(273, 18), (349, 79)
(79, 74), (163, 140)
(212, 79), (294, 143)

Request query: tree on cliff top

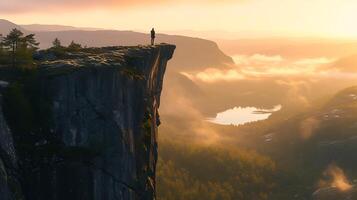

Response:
(0, 34), (3, 50)
(67, 41), (82, 52)
(50, 38), (66, 56)
(52, 38), (62, 49)
(2, 28), (23, 67)
(0, 34), (5, 64)
(1, 28), (39, 67)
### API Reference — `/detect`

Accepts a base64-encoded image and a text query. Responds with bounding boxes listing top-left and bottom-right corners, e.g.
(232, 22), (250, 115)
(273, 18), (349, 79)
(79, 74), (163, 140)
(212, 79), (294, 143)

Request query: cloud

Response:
(233, 54), (284, 65)
(0, 0), (151, 13)
(159, 73), (223, 145)
(182, 69), (245, 83)
(318, 163), (353, 192)
(0, 0), (245, 13)
(275, 80), (311, 107)
(160, 91), (222, 145)
(183, 54), (336, 83)
(294, 57), (333, 66)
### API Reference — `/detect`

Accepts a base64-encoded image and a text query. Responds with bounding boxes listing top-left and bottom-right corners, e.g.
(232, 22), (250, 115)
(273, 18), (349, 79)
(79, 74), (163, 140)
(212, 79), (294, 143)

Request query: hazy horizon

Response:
(6, 20), (357, 41)
(2, 0), (357, 39)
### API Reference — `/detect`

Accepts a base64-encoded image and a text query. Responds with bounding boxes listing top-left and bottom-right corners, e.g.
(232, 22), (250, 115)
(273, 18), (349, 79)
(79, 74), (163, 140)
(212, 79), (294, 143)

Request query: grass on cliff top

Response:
(35, 46), (147, 79)
(0, 44), (157, 83)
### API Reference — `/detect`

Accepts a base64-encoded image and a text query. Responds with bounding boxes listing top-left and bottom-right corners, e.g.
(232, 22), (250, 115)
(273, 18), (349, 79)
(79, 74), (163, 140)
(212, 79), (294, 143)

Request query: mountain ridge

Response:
(20, 24), (104, 32)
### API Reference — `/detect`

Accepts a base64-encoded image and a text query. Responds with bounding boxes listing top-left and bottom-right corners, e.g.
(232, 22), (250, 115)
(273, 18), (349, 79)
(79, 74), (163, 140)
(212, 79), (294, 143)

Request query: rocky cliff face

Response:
(0, 44), (175, 200)
(0, 84), (21, 200)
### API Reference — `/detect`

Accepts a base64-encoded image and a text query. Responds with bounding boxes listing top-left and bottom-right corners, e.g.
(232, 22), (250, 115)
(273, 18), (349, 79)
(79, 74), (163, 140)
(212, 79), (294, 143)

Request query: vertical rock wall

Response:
(0, 44), (175, 200)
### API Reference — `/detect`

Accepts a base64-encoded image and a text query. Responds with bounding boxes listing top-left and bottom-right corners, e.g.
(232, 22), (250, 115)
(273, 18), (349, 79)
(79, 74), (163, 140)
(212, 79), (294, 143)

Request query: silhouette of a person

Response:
(151, 28), (156, 45)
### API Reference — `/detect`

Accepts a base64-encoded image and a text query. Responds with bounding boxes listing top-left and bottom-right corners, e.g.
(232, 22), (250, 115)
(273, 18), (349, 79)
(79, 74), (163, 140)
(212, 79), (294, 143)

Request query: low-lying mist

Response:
(161, 52), (357, 140)
(183, 54), (336, 82)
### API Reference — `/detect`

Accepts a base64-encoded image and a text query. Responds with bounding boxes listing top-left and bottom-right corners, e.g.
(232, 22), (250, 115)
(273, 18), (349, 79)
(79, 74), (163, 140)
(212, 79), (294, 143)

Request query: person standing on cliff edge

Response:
(151, 28), (156, 45)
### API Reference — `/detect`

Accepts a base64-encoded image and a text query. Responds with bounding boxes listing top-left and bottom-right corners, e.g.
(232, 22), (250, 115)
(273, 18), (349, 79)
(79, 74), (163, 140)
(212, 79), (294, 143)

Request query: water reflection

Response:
(208, 105), (282, 126)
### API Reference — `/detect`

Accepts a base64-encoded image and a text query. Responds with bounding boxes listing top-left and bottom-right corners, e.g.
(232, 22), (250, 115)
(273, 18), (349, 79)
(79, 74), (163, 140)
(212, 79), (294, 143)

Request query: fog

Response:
(318, 164), (353, 192)
(183, 54), (337, 83)
(160, 51), (357, 144)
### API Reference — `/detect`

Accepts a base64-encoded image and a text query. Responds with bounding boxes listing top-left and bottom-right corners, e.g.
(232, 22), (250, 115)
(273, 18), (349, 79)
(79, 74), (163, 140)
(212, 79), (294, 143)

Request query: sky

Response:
(2, 0), (357, 38)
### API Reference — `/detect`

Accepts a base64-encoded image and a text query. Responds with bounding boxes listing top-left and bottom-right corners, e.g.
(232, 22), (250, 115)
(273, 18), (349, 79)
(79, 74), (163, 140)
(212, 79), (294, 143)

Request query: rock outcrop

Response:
(0, 44), (175, 200)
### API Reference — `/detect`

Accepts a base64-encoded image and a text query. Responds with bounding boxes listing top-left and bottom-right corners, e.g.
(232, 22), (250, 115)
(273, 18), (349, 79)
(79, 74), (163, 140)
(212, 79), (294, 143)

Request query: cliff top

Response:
(36, 43), (175, 69)
(0, 44), (175, 80)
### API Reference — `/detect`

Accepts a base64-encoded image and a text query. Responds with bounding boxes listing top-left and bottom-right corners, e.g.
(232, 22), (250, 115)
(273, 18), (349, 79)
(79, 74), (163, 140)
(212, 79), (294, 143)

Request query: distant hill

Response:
(21, 24), (103, 32)
(0, 19), (25, 35)
(0, 19), (233, 71)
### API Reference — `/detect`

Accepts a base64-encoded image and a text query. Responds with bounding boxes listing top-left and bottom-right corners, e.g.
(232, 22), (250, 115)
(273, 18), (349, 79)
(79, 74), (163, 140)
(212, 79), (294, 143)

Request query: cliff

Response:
(0, 83), (21, 200)
(0, 44), (175, 200)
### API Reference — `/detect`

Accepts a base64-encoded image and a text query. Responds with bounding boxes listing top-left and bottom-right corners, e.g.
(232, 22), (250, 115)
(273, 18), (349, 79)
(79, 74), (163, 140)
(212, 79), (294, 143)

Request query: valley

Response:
(2, 18), (357, 199)
(158, 39), (357, 199)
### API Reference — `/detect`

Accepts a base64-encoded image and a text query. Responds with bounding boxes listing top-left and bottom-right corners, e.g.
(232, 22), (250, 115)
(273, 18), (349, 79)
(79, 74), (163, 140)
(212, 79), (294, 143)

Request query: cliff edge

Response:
(0, 44), (175, 200)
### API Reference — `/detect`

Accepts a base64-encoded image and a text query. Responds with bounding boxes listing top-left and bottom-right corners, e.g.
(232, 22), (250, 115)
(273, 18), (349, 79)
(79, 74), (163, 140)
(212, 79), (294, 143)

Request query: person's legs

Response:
(151, 38), (154, 45)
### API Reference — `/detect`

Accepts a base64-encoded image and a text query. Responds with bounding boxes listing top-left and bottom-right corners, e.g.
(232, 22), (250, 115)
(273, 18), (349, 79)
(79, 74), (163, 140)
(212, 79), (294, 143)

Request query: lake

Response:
(207, 105), (282, 126)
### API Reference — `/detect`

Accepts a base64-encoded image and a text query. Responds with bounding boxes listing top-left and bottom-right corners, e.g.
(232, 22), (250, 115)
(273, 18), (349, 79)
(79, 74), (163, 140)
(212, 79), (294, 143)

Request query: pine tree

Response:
(3, 28), (23, 67)
(0, 34), (5, 64)
(52, 38), (62, 49)
(0, 34), (3, 51)
(2, 29), (39, 67)
(67, 41), (82, 51)
(22, 34), (39, 50)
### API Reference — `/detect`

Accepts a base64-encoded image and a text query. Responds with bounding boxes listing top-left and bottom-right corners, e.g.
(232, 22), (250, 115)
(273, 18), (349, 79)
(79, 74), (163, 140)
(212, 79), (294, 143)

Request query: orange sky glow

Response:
(1, 0), (357, 39)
